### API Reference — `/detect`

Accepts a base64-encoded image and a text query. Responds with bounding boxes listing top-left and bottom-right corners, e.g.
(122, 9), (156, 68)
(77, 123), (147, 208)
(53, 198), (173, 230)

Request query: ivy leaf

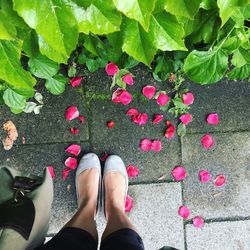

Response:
(3, 88), (26, 110)
(122, 18), (157, 67)
(0, 40), (35, 97)
(45, 75), (67, 95)
(177, 122), (186, 137)
(28, 53), (59, 79)
(113, 0), (156, 31)
(0, 11), (16, 40)
(183, 48), (228, 84)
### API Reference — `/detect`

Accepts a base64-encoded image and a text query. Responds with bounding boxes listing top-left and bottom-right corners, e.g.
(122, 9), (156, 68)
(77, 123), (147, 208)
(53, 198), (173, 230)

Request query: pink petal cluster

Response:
(65, 144), (81, 156)
(192, 216), (204, 228)
(140, 139), (162, 152)
(214, 175), (226, 186)
(178, 206), (190, 219)
(122, 74), (134, 85)
(156, 93), (170, 106)
(126, 165), (139, 178)
(206, 113), (219, 125)
(70, 77), (82, 87)
(47, 166), (55, 180)
(126, 108), (148, 126)
(152, 114), (163, 124)
(201, 134), (215, 149)
(112, 88), (132, 105)
(172, 166), (187, 181)
(165, 121), (175, 139)
(105, 62), (118, 76)
(142, 86), (156, 99)
(125, 194), (134, 213)
(182, 92), (194, 105)
(179, 114), (192, 125)
(199, 170), (212, 183)
(65, 106), (79, 121)
(65, 157), (77, 170)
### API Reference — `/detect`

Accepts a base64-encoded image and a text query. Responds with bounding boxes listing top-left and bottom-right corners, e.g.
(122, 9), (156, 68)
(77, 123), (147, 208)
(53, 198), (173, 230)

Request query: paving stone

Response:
(182, 132), (250, 219)
(186, 220), (250, 250)
(184, 79), (250, 133)
(90, 100), (182, 183)
(0, 142), (90, 234)
(0, 84), (89, 145)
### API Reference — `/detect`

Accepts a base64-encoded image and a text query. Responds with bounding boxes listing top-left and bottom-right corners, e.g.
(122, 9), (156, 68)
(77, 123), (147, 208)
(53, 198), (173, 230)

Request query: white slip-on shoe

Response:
(75, 153), (101, 217)
(102, 155), (128, 218)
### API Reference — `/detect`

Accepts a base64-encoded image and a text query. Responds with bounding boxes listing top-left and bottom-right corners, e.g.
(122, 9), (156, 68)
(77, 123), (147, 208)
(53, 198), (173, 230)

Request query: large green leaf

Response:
(121, 18), (157, 67)
(184, 48), (228, 84)
(0, 40), (35, 97)
(164, 0), (202, 19)
(28, 53), (59, 79)
(13, 0), (78, 63)
(113, 0), (156, 31)
(45, 74), (67, 95)
(0, 11), (16, 40)
(149, 12), (187, 51)
(3, 88), (26, 110)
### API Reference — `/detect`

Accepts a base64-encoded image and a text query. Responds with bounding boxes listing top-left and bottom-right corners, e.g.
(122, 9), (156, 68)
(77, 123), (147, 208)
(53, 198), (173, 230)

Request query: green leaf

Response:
(45, 74), (67, 95)
(221, 35), (241, 53)
(83, 35), (105, 57)
(164, 0), (202, 19)
(231, 47), (250, 67)
(86, 58), (99, 72)
(0, 40), (35, 97)
(228, 64), (250, 80)
(153, 55), (174, 81)
(113, 0), (156, 31)
(149, 12), (187, 51)
(177, 122), (186, 137)
(22, 30), (39, 58)
(0, 11), (16, 40)
(3, 88), (26, 110)
(184, 48), (228, 84)
(121, 18), (157, 67)
(200, 0), (217, 10)
(28, 53), (59, 79)
(13, 0), (78, 63)
(68, 66), (77, 77)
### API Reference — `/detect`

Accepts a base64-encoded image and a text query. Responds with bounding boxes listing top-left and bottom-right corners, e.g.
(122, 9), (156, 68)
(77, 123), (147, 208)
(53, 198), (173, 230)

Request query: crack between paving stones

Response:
(16, 140), (90, 147)
(186, 128), (250, 135)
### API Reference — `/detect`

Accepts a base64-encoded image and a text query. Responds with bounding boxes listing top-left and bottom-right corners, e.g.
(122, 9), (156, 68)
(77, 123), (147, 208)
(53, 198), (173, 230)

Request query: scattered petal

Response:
(178, 206), (190, 219)
(182, 92), (194, 105)
(47, 166), (55, 180)
(100, 152), (109, 161)
(125, 194), (134, 213)
(62, 168), (71, 181)
(122, 74), (134, 85)
(142, 86), (156, 99)
(179, 114), (192, 125)
(120, 90), (133, 105)
(192, 216), (205, 228)
(165, 125), (175, 139)
(165, 120), (171, 126)
(65, 157), (77, 170)
(2, 121), (18, 150)
(172, 166), (187, 181)
(105, 62), (118, 76)
(201, 134), (215, 149)
(22, 136), (26, 144)
(65, 144), (81, 156)
(78, 115), (85, 124)
(206, 113), (219, 125)
(69, 127), (80, 134)
(152, 114), (163, 124)
(157, 174), (167, 181)
(140, 138), (152, 151)
(65, 106), (79, 121)
(151, 140), (162, 152)
(126, 108), (139, 116)
(107, 121), (115, 128)
(70, 77), (82, 87)
(112, 88), (123, 103)
(199, 170), (212, 183)
(132, 113), (148, 125)
(126, 165), (139, 178)
(67, 184), (71, 192)
(214, 175), (226, 187)
(156, 93), (170, 106)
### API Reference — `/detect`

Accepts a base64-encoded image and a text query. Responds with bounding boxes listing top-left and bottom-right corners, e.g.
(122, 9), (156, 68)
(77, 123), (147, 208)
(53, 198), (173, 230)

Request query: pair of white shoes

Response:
(75, 153), (128, 216)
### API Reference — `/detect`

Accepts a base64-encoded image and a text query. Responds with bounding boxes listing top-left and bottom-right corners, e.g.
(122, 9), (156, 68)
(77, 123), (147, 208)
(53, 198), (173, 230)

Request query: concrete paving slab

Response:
(182, 132), (250, 219)
(186, 220), (250, 250)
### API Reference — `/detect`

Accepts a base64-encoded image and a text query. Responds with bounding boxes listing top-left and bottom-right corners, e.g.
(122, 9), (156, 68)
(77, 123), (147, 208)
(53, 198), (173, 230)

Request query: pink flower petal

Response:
(126, 165), (139, 178)
(62, 168), (71, 181)
(132, 113), (148, 125)
(192, 216), (205, 228)
(172, 166), (187, 181)
(100, 152), (109, 161)
(140, 138), (152, 151)
(105, 62), (118, 76)
(182, 92), (194, 105)
(47, 166), (55, 180)
(65, 106), (79, 121)
(112, 88), (123, 103)
(107, 121), (115, 128)
(142, 86), (156, 99)
(78, 115), (85, 124)
(214, 175), (226, 187)
(199, 170), (212, 183)
(70, 77), (82, 87)
(65, 144), (81, 156)
(122, 74), (134, 85)
(152, 114), (163, 124)
(69, 127), (80, 134)
(156, 93), (170, 106)
(65, 157), (77, 170)
(179, 114), (192, 125)
(126, 108), (139, 116)
(165, 125), (175, 139)
(151, 140), (162, 152)
(201, 134), (215, 149)
(120, 90), (132, 105)
(178, 206), (190, 219)
(206, 113), (219, 125)
(125, 194), (134, 213)
(166, 120), (172, 126)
